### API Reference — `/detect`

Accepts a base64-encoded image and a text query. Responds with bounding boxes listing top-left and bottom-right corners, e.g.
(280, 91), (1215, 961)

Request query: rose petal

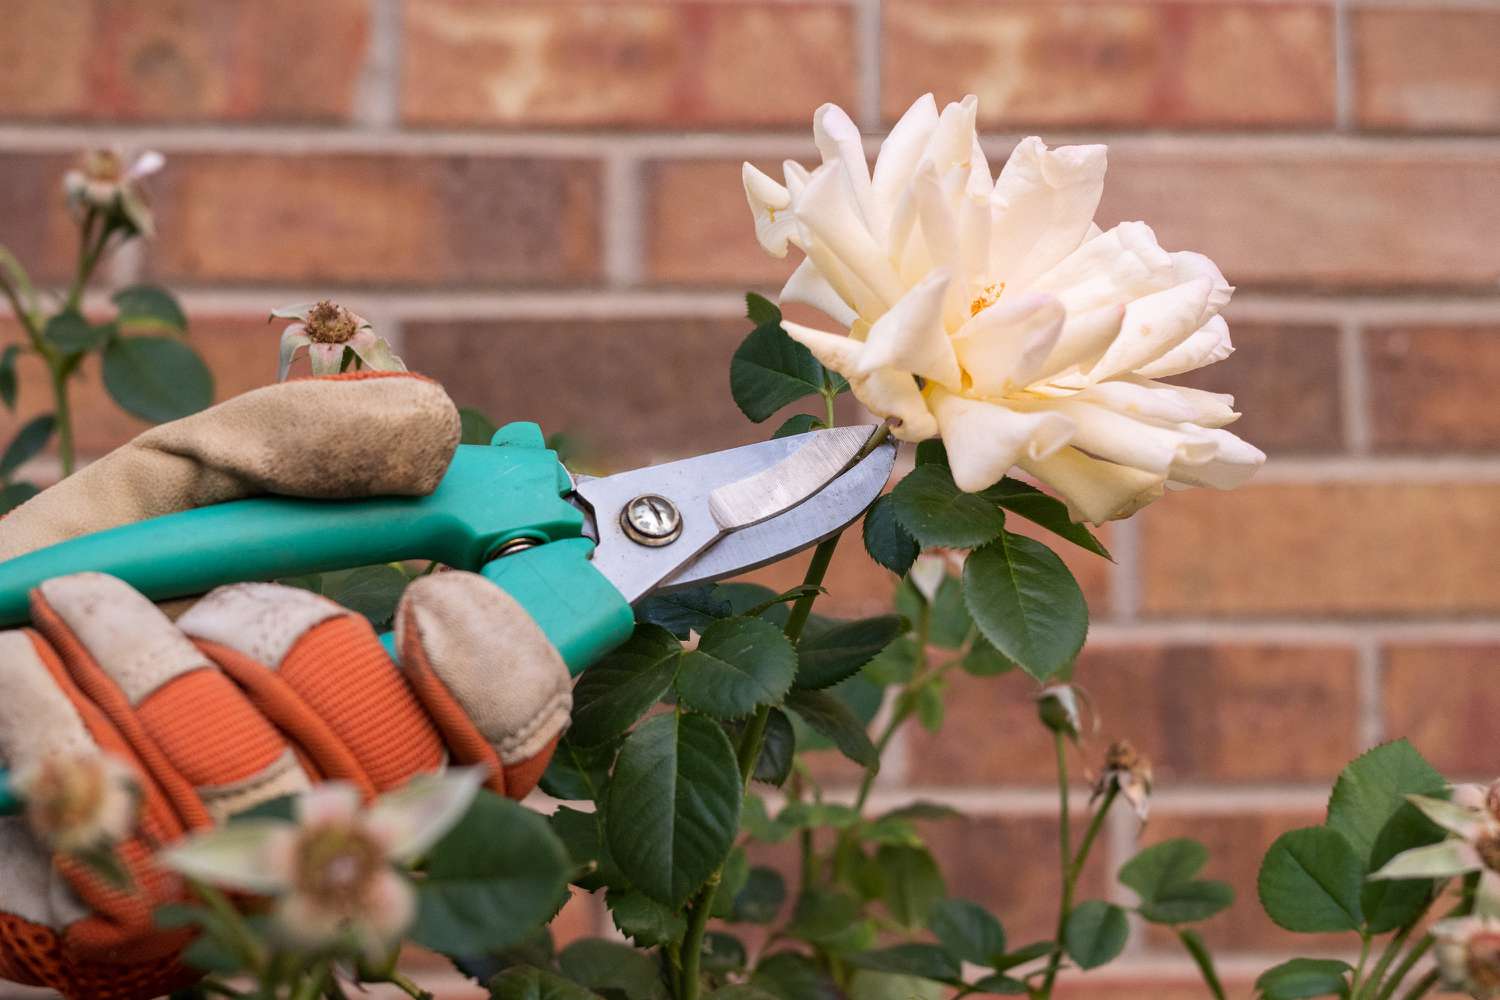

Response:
(277, 327), (312, 382)
(929, 389), (1073, 493)
(856, 270), (962, 388)
(1406, 794), (1487, 840)
(871, 93), (940, 231)
(1041, 399), (1218, 477)
(988, 138), (1107, 292)
(362, 870), (418, 957)
(813, 103), (880, 233)
(369, 767), (487, 863)
(952, 292), (1065, 396)
(1167, 428), (1266, 490)
(743, 163), (797, 258)
(781, 256), (858, 329)
(1085, 277), (1215, 383)
(1020, 447), (1166, 524)
(853, 369), (936, 441)
(783, 321), (865, 375)
(1073, 377), (1240, 429)
(1369, 839), (1482, 880)
(159, 820), (293, 894)
(1030, 221), (1175, 315)
(297, 783), (362, 827)
(1170, 251), (1234, 326)
(348, 329), (407, 373)
(1134, 315), (1234, 379)
(307, 342), (348, 376)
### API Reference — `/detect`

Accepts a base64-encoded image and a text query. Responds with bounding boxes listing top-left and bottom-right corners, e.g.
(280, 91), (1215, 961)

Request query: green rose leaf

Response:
(863, 495), (919, 576)
(846, 945), (961, 983)
(0, 482), (39, 514)
(0, 414), (54, 479)
(102, 335), (213, 423)
(731, 322), (829, 423)
(787, 889), (863, 944)
(752, 708), (796, 786)
(412, 791), (571, 954)
(491, 967), (603, 1000)
(608, 889), (686, 947)
(43, 310), (112, 355)
(1257, 827), (1364, 932)
(967, 973), (1027, 995)
(1253, 958), (1352, 999)
(539, 736), (618, 803)
(1119, 838), (1209, 900)
(0, 344), (18, 411)
(963, 532), (1088, 681)
(112, 284), (187, 332)
(864, 634), (919, 686)
(558, 939), (666, 1000)
(460, 407), (499, 445)
(709, 847), (750, 920)
(550, 804), (626, 893)
(879, 844), (946, 929)
(980, 478), (1111, 560)
(605, 712), (742, 907)
(635, 585), (732, 640)
(1062, 900), (1129, 970)
(960, 635), (1013, 677)
(796, 615), (906, 690)
(1139, 880), (1234, 925)
(676, 616), (798, 719)
(702, 932), (748, 974)
(732, 866), (788, 924)
(752, 952), (841, 1000)
(569, 625), (682, 747)
(890, 464), (1005, 550)
(711, 988), (779, 1000)
(746, 292), (781, 327)
(316, 565), (408, 628)
(929, 898), (1006, 966)
(786, 688), (878, 770)
(773, 413), (825, 440)
(1324, 738), (1447, 933)
(927, 574), (973, 650)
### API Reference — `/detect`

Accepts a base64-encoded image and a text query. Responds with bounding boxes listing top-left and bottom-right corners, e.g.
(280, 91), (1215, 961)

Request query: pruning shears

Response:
(0, 421), (897, 812)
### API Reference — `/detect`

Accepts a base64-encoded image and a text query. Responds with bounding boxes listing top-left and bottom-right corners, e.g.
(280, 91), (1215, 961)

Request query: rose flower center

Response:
(27, 758), (107, 842)
(303, 301), (360, 345)
(293, 825), (385, 910)
(1469, 932), (1500, 992)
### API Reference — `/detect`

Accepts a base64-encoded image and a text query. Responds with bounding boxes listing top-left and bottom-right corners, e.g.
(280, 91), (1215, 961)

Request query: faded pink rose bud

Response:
(273, 300), (406, 381)
(1435, 917), (1500, 998)
(1091, 739), (1153, 823)
(63, 148), (164, 238)
(15, 752), (141, 854)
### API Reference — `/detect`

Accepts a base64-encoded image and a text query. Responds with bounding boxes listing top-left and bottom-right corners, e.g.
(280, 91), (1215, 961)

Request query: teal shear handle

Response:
(0, 422), (634, 674)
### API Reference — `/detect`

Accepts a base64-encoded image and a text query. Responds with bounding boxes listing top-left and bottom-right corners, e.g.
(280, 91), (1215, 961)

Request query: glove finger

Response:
(395, 572), (572, 800)
(0, 372), (460, 561)
(0, 627), (192, 983)
(178, 582), (446, 797)
(28, 573), (307, 830)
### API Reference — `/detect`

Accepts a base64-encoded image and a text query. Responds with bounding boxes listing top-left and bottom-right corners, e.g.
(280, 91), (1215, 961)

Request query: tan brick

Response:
(0, 0), (368, 122)
(1141, 483), (1500, 616)
(1383, 644), (1500, 778)
(1354, 8), (1500, 132)
(402, 316), (786, 471)
(884, 1), (1336, 128)
(1176, 319), (1342, 454)
(146, 155), (600, 286)
(645, 159), (800, 288)
(1099, 150), (1500, 290)
(1367, 325), (1500, 452)
(0, 154), (91, 285)
(905, 644), (1360, 787)
(924, 813), (1108, 944)
(7, 315), (285, 464)
(1143, 810), (1346, 955)
(402, 1), (856, 128)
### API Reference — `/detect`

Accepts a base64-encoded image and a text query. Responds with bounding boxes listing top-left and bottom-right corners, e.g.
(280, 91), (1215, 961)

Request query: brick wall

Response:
(2, 1), (1499, 997)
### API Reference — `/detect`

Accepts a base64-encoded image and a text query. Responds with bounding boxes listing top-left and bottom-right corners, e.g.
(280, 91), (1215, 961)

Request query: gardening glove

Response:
(0, 372), (575, 999)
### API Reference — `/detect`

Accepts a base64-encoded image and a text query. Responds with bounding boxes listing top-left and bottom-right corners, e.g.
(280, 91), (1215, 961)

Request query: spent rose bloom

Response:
(15, 752), (141, 854)
(162, 769), (485, 959)
(1092, 739), (1153, 823)
(1370, 779), (1500, 914)
(743, 94), (1264, 523)
(63, 148), (164, 238)
(274, 300), (406, 380)
(1435, 915), (1500, 998)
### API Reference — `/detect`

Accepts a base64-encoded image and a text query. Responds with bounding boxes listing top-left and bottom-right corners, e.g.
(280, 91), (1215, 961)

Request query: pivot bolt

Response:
(622, 494), (682, 547)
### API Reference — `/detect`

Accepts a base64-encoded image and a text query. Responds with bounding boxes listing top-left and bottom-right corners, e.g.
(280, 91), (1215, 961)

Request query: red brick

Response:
(1143, 810), (1348, 955)
(1141, 483), (1500, 616)
(1367, 325), (1500, 451)
(905, 644), (1360, 787)
(645, 159), (800, 288)
(1054, 977), (1258, 1000)
(923, 813), (1108, 944)
(146, 155), (601, 287)
(1383, 644), (1500, 778)
(1354, 8), (1500, 133)
(0, 154), (92, 285)
(7, 315), (285, 464)
(1099, 149), (1500, 290)
(0, 0), (368, 122)
(884, 1), (1336, 128)
(1176, 319), (1343, 454)
(402, 1), (856, 128)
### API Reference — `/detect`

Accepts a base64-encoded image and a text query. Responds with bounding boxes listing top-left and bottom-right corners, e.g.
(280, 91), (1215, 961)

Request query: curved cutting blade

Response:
(574, 426), (894, 602)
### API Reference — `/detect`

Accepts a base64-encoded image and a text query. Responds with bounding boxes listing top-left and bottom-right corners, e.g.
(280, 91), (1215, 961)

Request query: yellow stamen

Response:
(970, 282), (1005, 317)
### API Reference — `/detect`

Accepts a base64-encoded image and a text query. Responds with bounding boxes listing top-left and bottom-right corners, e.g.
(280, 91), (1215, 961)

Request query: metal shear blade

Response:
(572, 425), (896, 603)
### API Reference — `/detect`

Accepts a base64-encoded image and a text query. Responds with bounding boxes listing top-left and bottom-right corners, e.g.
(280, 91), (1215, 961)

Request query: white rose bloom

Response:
(743, 94), (1264, 523)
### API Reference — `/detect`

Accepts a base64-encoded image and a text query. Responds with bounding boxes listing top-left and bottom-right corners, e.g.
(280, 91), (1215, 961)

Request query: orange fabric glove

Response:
(0, 375), (575, 999)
